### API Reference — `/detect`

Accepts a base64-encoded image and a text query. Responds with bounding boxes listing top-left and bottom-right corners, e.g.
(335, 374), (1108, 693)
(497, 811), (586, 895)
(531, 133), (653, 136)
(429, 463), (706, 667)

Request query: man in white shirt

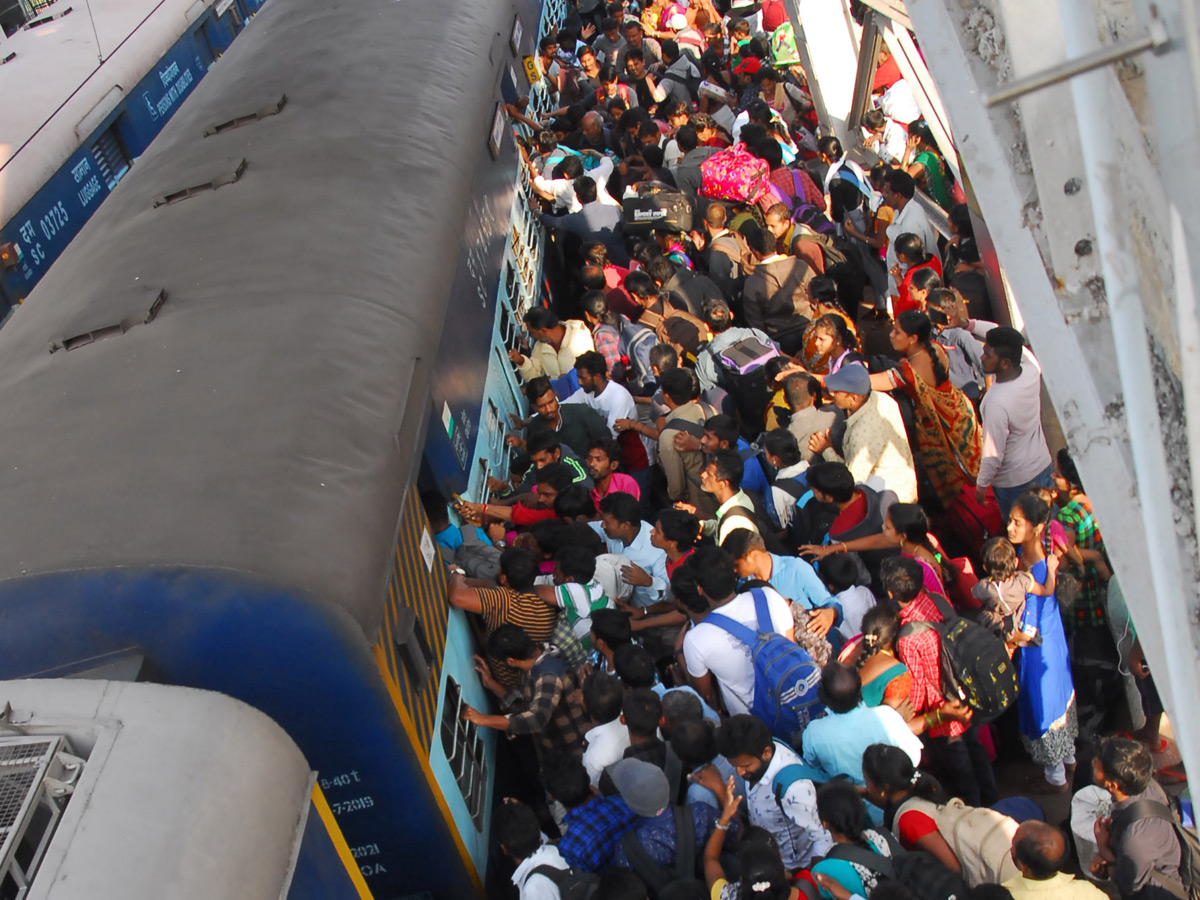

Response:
(862, 108), (908, 165)
(811, 363), (918, 503)
(882, 169), (939, 294)
(564, 350), (637, 436)
(498, 800), (571, 900)
(513, 307), (595, 381)
(972, 324), (1053, 515)
(581, 671), (630, 786)
(682, 547), (794, 716)
(674, 449), (763, 545)
(532, 151), (619, 213)
(715, 714), (833, 872)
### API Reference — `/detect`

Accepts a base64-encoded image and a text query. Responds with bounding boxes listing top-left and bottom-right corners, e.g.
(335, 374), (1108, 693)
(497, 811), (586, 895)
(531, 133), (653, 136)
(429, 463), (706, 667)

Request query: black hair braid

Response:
(924, 338), (950, 386)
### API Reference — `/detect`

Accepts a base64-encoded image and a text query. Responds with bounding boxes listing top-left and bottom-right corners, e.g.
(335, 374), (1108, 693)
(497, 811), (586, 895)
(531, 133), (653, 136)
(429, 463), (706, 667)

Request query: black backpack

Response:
(530, 864), (602, 900)
(827, 838), (968, 900)
(786, 487), (838, 552)
(720, 501), (788, 555)
(824, 841), (895, 878)
(1111, 798), (1200, 900)
(704, 336), (780, 437)
(620, 806), (697, 899)
(804, 230), (871, 303)
(892, 849), (971, 900)
(898, 591), (1018, 721)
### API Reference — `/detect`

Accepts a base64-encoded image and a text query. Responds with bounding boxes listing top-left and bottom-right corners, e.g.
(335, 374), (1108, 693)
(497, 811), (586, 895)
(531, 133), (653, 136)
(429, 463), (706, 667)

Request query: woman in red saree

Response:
(869, 310), (982, 508)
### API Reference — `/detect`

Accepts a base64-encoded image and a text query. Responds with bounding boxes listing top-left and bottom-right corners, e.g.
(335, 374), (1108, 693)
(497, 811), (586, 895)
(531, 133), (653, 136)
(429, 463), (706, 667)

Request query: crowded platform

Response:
(423, 2), (1190, 897)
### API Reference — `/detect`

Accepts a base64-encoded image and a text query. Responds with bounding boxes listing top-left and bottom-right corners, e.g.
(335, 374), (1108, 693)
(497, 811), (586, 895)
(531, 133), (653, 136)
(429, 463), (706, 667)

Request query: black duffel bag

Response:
(623, 181), (692, 234)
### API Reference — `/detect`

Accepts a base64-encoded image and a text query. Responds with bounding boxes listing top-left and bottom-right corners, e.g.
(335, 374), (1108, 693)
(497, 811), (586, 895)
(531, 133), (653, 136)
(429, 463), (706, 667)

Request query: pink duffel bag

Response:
(699, 143), (771, 203)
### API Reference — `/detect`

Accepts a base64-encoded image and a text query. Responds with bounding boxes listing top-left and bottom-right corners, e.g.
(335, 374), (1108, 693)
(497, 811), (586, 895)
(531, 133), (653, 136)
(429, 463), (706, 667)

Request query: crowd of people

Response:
(423, 1), (1190, 899)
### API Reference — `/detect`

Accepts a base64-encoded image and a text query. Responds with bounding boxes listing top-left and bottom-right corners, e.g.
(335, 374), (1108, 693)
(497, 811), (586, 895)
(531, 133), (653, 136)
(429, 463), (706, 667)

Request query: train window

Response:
(394, 608), (433, 694)
(501, 67), (519, 107)
(498, 303), (521, 353)
(485, 400), (500, 453)
(193, 25), (217, 65)
(91, 124), (131, 191)
(440, 678), (487, 830)
(503, 260), (518, 307)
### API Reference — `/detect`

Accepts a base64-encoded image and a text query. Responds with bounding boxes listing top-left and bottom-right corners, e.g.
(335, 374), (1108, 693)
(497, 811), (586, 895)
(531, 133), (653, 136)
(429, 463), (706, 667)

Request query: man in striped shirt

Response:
(449, 547), (558, 690)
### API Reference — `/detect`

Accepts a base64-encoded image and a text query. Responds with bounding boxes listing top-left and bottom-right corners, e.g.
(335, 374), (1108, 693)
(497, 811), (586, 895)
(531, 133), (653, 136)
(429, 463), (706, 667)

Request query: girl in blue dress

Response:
(1008, 491), (1078, 792)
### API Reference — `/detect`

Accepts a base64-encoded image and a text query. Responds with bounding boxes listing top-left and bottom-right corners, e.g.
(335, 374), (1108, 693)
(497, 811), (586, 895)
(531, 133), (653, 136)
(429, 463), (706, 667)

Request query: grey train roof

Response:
(0, 0), (512, 635)
(0, 679), (315, 900)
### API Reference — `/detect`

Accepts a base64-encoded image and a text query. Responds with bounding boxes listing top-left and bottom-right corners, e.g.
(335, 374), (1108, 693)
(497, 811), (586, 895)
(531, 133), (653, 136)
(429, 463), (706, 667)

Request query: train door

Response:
(202, 4), (236, 58)
(460, 65), (549, 503)
(463, 140), (548, 500)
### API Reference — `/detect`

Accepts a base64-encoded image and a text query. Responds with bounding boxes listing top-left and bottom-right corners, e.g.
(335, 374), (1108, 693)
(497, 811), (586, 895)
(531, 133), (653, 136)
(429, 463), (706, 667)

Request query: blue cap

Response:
(823, 362), (871, 395)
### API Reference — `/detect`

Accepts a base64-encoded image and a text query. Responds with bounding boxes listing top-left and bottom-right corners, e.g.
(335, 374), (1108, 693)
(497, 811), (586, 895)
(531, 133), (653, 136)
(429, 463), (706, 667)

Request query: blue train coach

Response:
(0, 0), (564, 893)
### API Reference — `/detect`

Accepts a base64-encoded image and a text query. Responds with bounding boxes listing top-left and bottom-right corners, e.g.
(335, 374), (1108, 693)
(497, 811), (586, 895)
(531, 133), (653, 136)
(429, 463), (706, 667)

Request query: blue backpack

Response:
(705, 588), (824, 745)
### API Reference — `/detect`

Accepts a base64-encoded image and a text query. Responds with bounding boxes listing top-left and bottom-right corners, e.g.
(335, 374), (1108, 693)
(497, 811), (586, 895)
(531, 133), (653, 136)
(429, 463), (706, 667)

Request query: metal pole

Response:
(1059, 0), (1200, 781)
(983, 20), (1168, 106)
(846, 12), (882, 135)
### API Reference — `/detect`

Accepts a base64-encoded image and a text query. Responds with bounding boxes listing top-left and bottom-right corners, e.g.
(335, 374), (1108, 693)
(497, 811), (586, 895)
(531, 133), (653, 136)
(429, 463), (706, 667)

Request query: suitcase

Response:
(945, 484), (1004, 561)
(622, 181), (693, 234)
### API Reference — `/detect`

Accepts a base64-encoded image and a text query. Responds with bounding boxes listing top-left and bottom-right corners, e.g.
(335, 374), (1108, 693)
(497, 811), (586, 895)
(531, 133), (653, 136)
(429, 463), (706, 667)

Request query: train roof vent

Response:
(0, 733), (84, 900)
(23, 6), (73, 28)
(49, 289), (166, 353)
(152, 158), (247, 208)
(203, 95), (287, 137)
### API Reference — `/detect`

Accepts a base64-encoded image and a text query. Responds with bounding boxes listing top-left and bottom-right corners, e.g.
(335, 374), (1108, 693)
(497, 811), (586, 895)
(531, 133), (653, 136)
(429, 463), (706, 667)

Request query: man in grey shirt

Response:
(541, 176), (627, 265)
(783, 372), (840, 461)
(970, 323), (1052, 516)
(1090, 736), (1182, 900)
(591, 17), (627, 68)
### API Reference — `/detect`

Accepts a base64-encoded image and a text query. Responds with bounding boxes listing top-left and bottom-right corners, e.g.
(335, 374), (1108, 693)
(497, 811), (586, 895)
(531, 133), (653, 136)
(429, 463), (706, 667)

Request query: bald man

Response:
(1003, 821), (1108, 900)
(566, 110), (616, 154)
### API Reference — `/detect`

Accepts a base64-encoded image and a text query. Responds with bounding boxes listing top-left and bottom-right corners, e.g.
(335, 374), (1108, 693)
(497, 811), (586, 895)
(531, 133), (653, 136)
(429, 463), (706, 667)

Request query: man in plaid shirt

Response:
(463, 624), (591, 761)
(542, 754), (637, 872)
(881, 556), (997, 807)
